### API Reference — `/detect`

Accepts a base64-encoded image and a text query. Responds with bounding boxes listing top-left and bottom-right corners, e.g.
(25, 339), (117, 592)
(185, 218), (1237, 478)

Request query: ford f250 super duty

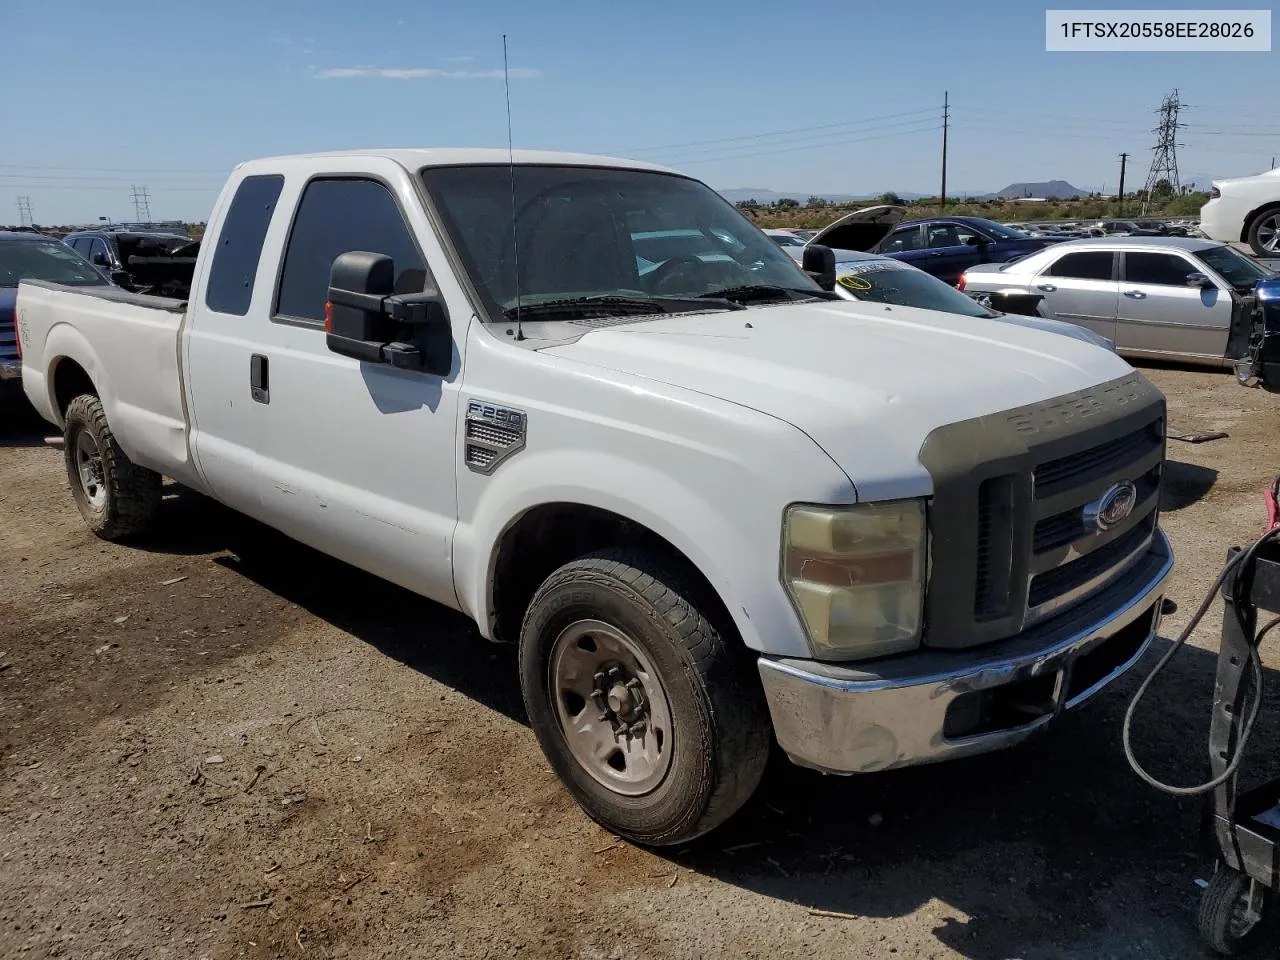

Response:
(16, 149), (1174, 845)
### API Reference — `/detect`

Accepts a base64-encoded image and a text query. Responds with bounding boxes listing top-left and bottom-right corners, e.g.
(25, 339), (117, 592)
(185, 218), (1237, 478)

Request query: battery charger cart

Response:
(1198, 535), (1280, 955)
(1125, 478), (1280, 956)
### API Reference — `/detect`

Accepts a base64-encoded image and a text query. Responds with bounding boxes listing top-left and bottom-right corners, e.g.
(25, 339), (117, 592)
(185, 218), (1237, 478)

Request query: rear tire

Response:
(1246, 207), (1280, 258)
(63, 394), (161, 541)
(518, 548), (771, 846)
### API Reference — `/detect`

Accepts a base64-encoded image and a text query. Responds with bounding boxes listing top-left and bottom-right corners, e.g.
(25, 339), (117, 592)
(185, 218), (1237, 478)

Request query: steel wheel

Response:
(548, 618), (674, 796)
(1256, 212), (1280, 254)
(74, 429), (107, 510)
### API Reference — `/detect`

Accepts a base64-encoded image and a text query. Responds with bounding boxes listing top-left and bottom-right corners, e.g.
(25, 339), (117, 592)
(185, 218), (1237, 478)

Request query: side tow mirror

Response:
(91, 251), (109, 266)
(326, 251), (451, 375)
(1185, 271), (1214, 289)
(964, 235), (989, 247)
(802, 243), (837, 292)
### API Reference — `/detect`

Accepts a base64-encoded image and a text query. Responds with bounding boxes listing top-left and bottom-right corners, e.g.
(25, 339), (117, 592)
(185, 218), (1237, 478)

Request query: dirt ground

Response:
(2, 364), (1279, 960)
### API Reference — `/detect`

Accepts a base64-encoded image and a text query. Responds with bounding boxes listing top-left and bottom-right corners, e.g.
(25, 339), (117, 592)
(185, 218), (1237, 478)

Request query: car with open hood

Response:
(802, 206), (1072, 286)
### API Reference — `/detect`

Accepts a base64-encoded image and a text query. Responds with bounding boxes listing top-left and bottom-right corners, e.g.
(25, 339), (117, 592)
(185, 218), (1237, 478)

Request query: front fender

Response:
(453, 448), (816, 658)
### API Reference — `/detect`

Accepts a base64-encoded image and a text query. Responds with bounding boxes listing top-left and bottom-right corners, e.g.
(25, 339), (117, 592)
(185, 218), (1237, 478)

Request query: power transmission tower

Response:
(130, 185), (152, 223)
(1142, 90), (1184, 209)
(16, 196), (34, 227)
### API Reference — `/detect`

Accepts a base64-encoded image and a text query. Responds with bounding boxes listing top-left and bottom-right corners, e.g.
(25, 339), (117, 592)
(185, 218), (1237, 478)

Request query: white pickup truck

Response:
(17, 149), (1173, 845)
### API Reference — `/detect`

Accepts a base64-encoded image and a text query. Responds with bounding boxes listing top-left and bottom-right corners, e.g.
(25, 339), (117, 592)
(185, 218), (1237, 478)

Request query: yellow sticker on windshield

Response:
(838, 274), (873, 291)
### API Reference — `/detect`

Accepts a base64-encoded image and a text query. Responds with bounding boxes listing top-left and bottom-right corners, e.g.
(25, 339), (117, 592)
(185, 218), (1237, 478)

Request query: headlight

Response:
(781, 500), (927, 660)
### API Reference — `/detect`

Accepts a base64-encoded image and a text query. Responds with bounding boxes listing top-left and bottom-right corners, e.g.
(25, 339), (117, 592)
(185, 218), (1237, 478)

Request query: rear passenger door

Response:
(921, 221), (985, 285)
(250, 168), (464, 607)
(1114, 250), (1234, 360)
(1032, 250), (1119, 343)
(184, 174), (287, 520)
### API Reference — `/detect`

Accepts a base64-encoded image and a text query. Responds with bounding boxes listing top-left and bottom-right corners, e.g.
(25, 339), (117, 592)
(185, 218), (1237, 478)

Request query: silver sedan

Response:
(960, 237), (1275, 366)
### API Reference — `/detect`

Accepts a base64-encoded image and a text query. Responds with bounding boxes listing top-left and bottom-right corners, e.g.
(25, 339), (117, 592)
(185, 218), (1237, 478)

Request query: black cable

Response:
(1123, 527), (1280, 796)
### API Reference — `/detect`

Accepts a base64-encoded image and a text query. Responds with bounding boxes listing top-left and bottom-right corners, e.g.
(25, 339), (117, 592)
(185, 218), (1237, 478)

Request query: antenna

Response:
(503, 34), (523, 341)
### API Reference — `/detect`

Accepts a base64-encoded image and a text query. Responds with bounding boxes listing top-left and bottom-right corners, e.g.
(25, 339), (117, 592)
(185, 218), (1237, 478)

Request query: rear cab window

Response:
(205, 175), (285, 316)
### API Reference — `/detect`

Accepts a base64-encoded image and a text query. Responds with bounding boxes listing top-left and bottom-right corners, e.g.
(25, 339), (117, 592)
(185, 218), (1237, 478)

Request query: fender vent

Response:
(463, 400), (527, 475)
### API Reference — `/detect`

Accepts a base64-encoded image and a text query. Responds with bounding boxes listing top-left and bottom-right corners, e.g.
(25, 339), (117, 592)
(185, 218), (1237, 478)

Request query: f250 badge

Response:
(463, 400), (527, 474)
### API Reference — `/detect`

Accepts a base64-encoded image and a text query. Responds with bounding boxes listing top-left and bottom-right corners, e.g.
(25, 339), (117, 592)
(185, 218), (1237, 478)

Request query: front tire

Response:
(63, 394), (161, 541)
(518, 548), (771, 846)
(1246, 207), (1280, 258)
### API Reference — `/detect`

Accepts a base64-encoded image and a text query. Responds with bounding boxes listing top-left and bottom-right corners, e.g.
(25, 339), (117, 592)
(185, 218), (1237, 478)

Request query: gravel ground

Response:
(2, 364), (1278, 960)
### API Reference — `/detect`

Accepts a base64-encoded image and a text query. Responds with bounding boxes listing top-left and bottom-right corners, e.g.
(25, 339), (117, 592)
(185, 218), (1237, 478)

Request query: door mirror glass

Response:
(1185, 271), (1214, 288)
(964, 234), (988, 247)
(91, 251), (108, 266)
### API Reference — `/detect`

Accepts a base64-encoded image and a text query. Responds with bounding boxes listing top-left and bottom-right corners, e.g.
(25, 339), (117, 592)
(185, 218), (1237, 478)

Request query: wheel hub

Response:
(548, 619), (674, 797)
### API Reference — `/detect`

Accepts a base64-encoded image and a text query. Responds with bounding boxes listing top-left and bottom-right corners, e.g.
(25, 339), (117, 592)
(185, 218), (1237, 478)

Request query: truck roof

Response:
(234, 148), (680, 177)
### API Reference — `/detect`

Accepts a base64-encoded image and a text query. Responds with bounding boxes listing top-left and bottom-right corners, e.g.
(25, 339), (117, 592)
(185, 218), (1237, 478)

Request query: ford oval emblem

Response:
(1083, 481), (1138, 533)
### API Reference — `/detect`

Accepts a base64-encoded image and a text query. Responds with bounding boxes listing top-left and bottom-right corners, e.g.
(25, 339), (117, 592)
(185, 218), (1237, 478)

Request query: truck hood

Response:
(540, 300), (1133, 500)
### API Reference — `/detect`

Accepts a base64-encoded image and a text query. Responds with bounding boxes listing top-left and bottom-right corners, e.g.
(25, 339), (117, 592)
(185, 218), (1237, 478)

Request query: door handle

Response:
(250, 354), (270, 404)
(1123, 290), (1147, 299)
(1036, 283), (1057, 292)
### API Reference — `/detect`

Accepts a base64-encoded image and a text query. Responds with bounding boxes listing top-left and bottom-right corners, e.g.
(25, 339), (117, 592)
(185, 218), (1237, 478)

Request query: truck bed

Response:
(17, 280), (200, 487)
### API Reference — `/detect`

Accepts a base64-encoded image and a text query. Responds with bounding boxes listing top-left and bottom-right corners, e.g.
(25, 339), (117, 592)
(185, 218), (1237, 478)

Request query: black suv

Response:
(61, 228), (199, 297)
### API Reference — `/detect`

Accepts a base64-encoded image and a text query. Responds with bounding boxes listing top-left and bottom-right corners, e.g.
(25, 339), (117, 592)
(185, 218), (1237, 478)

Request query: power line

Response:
(655, 124), (942, 166)
(624, 106), (943, 156)
(648, 116), (944, 164)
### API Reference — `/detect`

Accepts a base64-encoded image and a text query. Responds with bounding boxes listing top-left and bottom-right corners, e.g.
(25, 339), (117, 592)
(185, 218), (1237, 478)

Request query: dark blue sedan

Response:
(0, 231), (110, 387)
(807, 208), (1073, 286)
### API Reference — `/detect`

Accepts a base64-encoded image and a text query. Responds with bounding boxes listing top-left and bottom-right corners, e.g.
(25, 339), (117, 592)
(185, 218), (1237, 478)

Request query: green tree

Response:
(774, 197), (800, 209)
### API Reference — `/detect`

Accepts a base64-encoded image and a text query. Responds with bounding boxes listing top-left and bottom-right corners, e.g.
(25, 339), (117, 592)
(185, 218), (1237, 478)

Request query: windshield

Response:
(1197, 244), (1273, 291)
(420, 165), (819, 320)
(0, 240), (107, 288)
(835, 259), (995, 318)
(980, 220), (1030, 239)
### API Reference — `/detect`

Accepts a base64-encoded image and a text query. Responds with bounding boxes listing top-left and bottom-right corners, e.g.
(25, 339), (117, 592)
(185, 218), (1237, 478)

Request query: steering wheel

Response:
(646, 256), (709, 293)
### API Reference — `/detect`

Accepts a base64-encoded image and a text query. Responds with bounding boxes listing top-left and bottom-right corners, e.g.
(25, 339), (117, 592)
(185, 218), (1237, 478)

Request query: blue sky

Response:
(4, 0), (1278, 224)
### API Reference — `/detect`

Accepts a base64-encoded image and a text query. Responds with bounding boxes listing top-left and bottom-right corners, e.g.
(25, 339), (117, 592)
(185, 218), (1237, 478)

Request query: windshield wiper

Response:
(697, 284), (836, 304)
(502, 294), (743, 321)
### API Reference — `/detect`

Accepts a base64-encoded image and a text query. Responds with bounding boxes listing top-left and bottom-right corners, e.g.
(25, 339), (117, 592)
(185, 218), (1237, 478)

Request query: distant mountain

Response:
(996, 180), (1088, 200)
(716, 187), (926, 204)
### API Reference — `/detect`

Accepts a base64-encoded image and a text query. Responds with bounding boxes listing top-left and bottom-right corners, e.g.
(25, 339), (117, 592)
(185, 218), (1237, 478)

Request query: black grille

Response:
(1033, 465), (1162, 554)
(974, 475), (1014, 620)
(1028, 516), (1155, 608)
(1034, 418), (1163, 497)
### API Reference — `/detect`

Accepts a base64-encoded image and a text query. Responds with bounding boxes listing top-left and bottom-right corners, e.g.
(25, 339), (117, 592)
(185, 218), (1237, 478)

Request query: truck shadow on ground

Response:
(1162, 460), (1219, 511)
(147, 487), (1278, 959)
(0, 396), (55, 448)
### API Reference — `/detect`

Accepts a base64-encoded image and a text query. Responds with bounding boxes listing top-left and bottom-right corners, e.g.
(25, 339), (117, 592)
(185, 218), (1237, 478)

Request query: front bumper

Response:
(758, 529), (1173, 774)
(0, 358), (21, 381)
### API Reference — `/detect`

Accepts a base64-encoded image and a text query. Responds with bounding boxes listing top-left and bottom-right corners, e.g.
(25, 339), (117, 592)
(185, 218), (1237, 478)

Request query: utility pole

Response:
(16, 196), (34, 227)
(940, 91), (949, 209)
(1117, 153), (1128, 215)
(1142, 89), (1185, 210)
(130, 185), (152, 223)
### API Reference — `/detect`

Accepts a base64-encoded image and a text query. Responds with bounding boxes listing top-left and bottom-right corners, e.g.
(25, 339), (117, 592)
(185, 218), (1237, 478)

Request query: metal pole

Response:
(940, 92), (949, 209)
(1118, 153), (1128, 215)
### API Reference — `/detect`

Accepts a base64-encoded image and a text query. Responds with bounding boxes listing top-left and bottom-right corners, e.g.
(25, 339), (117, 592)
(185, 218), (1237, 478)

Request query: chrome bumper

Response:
(758, 529), (1173, 775)
(0, 358), (21, 381)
